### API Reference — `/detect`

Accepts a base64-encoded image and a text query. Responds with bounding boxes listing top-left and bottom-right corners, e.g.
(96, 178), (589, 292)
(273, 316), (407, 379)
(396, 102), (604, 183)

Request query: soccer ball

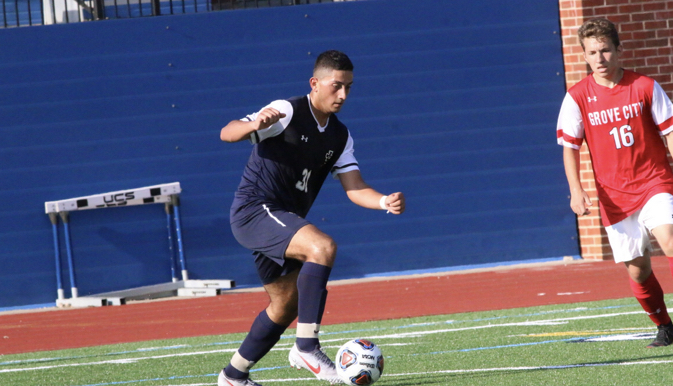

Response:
(335, 339), (384, 385)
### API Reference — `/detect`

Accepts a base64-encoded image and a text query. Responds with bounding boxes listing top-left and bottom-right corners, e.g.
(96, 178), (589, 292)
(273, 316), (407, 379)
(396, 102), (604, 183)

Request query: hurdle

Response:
(45, 182), (234, 307)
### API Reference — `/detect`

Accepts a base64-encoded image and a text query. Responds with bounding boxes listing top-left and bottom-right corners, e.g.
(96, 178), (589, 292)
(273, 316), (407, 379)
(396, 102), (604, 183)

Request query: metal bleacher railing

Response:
(1, 0), (337, 28)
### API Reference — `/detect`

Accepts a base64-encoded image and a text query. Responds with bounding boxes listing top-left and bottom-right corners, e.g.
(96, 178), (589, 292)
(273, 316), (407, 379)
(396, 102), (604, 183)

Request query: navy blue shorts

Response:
(231, 201), (309, 284)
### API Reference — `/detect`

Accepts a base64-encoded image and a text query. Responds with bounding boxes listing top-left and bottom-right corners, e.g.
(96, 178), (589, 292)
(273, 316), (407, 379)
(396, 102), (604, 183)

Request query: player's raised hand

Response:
(255, 107), (286, 130)
(221, 107), (287, 143)
(383, 192), (405, 214)
(570, 188), (592, 216)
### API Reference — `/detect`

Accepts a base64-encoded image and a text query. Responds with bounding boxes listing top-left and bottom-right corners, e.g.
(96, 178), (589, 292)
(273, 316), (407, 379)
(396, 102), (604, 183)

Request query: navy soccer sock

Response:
(296, 262), (332, 352)
(224, 310), (287, 379)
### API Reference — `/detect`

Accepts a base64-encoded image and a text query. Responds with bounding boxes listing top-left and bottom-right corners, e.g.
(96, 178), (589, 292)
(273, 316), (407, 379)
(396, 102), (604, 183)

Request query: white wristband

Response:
(379, 195), (388, 210)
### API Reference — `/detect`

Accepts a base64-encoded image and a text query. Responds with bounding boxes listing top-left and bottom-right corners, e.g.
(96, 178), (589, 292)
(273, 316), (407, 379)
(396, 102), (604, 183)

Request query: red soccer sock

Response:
(629, 272), (672, 326)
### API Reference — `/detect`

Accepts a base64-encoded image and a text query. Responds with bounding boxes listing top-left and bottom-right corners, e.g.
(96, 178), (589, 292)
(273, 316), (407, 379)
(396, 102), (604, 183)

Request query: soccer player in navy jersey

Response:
(217, 50), (405, 386)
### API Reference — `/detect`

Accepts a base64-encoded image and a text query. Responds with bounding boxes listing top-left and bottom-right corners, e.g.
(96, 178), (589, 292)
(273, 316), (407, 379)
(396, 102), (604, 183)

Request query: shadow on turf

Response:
(381, 352), (673, 385)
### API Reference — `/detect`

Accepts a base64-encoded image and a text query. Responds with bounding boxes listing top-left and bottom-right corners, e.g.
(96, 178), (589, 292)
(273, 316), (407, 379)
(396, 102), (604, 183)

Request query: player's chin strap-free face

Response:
(310, 70), (353, 115)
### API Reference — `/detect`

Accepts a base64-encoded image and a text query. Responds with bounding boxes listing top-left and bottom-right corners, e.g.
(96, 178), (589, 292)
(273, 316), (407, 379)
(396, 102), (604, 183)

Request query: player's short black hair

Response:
(578, 18), (621, 50)
(313, 50), (354, 74)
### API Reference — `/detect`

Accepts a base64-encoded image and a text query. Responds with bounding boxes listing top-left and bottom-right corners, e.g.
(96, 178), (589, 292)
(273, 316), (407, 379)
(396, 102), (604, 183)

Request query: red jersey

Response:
(557, 70), (673, 226)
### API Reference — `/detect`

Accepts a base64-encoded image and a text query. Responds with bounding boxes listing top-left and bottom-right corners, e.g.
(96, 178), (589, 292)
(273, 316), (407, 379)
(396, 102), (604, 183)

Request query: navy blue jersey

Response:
(231, 95), (358, 218)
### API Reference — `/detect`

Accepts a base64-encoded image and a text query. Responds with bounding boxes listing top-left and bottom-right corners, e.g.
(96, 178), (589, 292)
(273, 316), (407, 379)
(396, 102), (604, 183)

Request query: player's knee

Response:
(625, 256), (652, 283)
(305, 237), (337, 266)
(268, 296), (298, 325)
(271, 307), (297, 326)
(628, 269), (651, 283)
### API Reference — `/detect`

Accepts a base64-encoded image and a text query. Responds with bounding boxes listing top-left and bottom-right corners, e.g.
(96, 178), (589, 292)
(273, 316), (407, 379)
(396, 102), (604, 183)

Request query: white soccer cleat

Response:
(288, 343), (343, 384)
(218, 369), (263, 386)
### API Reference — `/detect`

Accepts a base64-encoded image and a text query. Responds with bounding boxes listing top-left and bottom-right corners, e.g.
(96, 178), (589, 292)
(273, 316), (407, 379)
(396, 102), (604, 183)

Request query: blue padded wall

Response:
(0, 0), (578, 307)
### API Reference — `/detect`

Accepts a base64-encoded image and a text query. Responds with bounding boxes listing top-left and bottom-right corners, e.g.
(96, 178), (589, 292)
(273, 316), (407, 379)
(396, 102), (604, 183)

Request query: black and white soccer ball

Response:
(335, 339), (384, 385)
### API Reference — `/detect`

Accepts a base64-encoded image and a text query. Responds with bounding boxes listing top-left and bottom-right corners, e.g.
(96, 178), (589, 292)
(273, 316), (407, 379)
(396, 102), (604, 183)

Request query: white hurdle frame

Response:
(45, 182), (234, 307)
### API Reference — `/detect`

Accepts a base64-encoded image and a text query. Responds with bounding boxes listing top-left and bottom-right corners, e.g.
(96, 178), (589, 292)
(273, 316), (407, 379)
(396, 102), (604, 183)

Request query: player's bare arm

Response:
(664, 132), (673, 162)
(337, 170), (405, 214)
(563, 146), (592, 216)
(220, 107), (286, 143)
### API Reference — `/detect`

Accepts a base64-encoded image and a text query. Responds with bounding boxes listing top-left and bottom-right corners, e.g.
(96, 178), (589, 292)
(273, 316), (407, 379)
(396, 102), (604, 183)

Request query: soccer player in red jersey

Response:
(557, 18), (673, 347)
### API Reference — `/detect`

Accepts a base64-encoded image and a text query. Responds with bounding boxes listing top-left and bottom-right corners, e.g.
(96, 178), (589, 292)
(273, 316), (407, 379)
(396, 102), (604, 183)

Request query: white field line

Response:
(317, 311), (643, 343)
(0, 310), (644, 375)
(0, 348), (236, 374)
(166, 359), (673, 386)
(386, 358), (673, 375)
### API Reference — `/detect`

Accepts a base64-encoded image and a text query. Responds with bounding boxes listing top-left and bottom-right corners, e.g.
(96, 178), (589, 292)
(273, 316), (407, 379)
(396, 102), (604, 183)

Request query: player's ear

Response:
(309, 77), (318, 92)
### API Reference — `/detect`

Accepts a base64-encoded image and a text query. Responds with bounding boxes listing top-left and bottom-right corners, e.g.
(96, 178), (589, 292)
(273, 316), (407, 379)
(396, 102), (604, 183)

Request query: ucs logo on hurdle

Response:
(81, 191), (135, 208)
(76, 187), (167, 209)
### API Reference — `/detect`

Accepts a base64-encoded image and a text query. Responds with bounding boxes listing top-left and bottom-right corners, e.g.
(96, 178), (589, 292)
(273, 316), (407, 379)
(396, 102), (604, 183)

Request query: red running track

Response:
(1, 258), (672, 355)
